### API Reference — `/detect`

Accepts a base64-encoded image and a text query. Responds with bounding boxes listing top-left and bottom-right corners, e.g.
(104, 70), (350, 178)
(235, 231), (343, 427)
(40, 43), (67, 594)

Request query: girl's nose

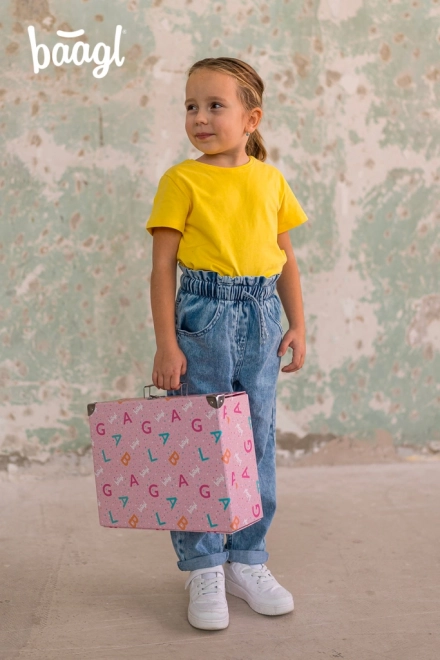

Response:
(195, 110), (207, 123)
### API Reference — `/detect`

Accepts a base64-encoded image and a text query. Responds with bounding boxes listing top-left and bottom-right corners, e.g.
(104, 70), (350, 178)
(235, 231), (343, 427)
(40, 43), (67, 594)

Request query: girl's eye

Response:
(186, 102), (222, 110)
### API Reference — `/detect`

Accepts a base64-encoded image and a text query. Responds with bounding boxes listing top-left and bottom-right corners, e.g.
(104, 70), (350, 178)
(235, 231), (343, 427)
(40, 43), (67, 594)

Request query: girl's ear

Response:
(247, 107), (263, 131)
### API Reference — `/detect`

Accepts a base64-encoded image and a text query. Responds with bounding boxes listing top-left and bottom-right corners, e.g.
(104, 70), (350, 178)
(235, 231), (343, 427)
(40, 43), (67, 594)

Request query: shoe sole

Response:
(225, 579), (294, 616)
(188, 610), (229, 630)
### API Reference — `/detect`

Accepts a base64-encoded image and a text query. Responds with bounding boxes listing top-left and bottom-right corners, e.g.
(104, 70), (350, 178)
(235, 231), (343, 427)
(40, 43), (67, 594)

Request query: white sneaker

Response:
(224, 562), (294, 616)
(185, 565), (229, 630)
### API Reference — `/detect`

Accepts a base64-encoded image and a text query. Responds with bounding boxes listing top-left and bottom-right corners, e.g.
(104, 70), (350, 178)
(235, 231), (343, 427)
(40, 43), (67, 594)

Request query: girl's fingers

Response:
(153, 352), (188, 391)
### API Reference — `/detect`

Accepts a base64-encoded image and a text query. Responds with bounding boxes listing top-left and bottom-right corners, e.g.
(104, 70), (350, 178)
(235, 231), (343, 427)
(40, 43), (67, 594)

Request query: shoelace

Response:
(185, 571), (223, 596)
(197, 574), (222, 596)
(240, 564), (274, 584)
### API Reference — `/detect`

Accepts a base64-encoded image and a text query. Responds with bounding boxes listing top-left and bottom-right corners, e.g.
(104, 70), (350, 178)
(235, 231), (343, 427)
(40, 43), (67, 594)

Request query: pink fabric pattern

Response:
(88, 391), (263, 533)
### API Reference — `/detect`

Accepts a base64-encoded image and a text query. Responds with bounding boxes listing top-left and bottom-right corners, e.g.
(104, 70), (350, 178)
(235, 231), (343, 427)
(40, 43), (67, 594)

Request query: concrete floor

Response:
(1, 461), (439, 660)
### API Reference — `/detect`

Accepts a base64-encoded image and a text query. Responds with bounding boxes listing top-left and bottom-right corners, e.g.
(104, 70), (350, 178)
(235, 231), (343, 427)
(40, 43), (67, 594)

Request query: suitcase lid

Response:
(87, 389), (247, 416)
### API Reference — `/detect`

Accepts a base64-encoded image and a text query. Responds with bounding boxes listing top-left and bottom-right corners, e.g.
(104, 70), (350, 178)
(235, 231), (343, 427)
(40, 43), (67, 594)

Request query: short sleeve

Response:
(146, 174), (191, 236)
(277, 176), (308, 233)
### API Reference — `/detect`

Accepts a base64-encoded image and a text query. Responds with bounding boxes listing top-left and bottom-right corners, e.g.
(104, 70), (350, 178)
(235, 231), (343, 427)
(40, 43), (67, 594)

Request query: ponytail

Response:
(246, 128), (266, 162)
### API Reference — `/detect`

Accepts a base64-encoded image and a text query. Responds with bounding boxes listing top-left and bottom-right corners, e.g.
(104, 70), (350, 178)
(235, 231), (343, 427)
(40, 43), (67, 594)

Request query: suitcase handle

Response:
(143, 382), (188, 399)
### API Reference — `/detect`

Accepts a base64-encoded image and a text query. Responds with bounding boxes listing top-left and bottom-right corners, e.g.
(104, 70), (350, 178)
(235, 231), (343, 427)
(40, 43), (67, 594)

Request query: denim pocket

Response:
(265, 294), (284, 337)
(176, 292), (225, 337)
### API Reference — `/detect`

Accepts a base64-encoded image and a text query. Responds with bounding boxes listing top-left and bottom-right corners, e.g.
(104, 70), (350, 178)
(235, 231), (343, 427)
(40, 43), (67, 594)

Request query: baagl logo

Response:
(27, 25), (125, 79)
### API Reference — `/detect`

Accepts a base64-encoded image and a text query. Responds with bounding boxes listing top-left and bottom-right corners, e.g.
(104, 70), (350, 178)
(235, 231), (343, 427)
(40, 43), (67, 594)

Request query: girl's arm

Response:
(276, 231), (306, 372)
(150, 227), (187, 389)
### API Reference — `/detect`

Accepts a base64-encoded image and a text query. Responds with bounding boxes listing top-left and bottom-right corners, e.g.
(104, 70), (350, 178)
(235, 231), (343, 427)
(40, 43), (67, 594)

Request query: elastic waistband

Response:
(178, 265), (280, 301)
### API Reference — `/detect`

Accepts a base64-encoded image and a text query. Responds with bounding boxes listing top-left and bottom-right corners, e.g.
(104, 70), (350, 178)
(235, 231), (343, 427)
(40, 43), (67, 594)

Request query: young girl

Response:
(146, 57), (307, 631)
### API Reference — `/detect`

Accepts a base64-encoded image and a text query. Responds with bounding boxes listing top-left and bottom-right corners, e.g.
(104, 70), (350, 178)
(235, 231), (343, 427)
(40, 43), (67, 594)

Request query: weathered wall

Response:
(1, 0), (439, 465)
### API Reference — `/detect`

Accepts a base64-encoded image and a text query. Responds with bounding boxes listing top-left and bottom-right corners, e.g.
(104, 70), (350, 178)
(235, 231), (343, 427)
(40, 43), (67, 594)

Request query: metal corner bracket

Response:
(206, 394), (225, 409)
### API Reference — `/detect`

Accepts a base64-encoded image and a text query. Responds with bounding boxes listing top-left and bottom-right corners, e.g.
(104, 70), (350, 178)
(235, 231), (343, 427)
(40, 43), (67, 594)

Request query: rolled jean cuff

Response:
(176, 551), (229, 572)
(227, 549), (269, 565)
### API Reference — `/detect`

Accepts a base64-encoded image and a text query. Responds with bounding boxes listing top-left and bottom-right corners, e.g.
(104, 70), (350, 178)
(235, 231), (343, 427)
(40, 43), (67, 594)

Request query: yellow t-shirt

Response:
(145, 155), (308, 277)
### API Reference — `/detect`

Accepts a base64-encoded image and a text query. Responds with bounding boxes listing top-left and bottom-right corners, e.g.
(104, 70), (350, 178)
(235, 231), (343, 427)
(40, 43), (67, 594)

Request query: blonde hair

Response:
(187, 57), (266, 162)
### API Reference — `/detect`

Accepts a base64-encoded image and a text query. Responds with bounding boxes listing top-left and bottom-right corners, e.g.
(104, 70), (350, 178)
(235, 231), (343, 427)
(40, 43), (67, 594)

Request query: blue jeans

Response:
(166, 265), (283, 571)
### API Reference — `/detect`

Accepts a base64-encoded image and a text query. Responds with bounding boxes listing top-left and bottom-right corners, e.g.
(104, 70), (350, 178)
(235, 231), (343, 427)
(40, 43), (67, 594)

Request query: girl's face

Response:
(185, 68), (260, 157)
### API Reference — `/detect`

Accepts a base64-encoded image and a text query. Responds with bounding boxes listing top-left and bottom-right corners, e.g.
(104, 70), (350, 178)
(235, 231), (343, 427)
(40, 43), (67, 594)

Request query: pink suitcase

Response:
(87, 384), (263, 533)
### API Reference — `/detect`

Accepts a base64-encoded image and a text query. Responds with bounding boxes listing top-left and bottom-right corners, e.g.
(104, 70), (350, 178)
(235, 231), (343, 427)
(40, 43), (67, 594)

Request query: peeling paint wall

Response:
(1, 0), (439, 464)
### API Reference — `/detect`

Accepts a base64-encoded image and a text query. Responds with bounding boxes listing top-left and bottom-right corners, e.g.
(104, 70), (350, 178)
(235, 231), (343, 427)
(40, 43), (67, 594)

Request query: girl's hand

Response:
(152, 345), (187, 391)
(277, 327), (306, 373)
